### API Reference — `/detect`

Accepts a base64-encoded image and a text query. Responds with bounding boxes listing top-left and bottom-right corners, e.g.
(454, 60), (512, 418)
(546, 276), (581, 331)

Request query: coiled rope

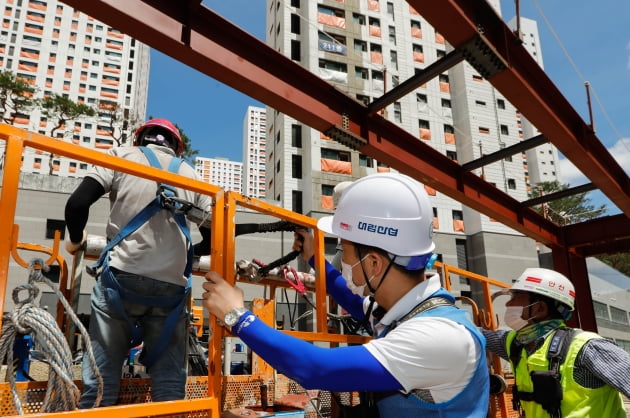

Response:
(0, 258), (103, 413)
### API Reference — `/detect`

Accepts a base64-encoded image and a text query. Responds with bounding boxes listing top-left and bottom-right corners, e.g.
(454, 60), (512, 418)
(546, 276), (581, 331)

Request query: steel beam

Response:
(407, 0), (630, 215)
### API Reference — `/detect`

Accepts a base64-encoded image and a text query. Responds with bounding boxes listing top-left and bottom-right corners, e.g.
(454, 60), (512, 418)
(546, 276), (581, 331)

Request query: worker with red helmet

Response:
(484, 268), (630, 417)
(64, 118), (212, 408)
(203, 173), (490, 417)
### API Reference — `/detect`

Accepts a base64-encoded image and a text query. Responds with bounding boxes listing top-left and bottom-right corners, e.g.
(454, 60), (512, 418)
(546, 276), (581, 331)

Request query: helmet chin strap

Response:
(360, 252), (397, 325)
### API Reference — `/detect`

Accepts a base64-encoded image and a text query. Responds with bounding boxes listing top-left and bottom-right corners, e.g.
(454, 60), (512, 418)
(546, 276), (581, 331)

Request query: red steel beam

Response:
(407, 0), (630, 215)
(61, 0), (627, 251)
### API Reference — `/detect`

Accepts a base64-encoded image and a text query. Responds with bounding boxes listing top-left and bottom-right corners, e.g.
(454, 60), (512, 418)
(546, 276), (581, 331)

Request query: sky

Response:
(145, 0), (630, 213)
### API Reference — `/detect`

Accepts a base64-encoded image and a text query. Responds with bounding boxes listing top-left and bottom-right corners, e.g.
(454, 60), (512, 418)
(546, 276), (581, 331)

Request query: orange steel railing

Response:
(0, 123), (515, 417)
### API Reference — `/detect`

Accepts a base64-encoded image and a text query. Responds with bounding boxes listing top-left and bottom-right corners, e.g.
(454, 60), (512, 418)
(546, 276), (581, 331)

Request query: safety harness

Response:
(510, 327), (577, 418)
(88, 146), (194, 368)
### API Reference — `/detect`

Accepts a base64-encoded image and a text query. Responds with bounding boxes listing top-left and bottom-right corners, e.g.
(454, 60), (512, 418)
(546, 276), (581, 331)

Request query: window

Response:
(497, 99), (505, 109)
(352, 13), (365, 25)
(46, 219), (66, 240)
(611, 307), (629, 324)
(291, 0), (300, 7)
(500, 125), (509, 135)
(507, 179), (516, 189)
(321, 148), (350, 161)
(291, 155), (302, 179)
(354, 39), (367, 52)
(292, 190), (303, 214)
(386, 2), (394, 18)
(359, 154), (373, 167)
(291, 124), (302, 148)
(388, 26), (396, 45)
(452, 210), (463, 221)
(475, 100), (486, 106)
(394, 102), (401, 123)
(418, 119), (430, 129)
(446, 151), (457, 161)
(417, 93), (427, 104)
(319, 59), (347, 73)
(290, 14), (300, 34)
(355, 66), (368, 79)
(593, 301), (609, 320)
(290, 40), (300, 60)
(441, 98), (451, 108)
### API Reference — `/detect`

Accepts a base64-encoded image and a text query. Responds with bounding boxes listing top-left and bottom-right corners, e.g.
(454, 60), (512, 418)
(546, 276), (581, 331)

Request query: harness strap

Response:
(379, 296), (453, 337)
(90, 146), (193, 368)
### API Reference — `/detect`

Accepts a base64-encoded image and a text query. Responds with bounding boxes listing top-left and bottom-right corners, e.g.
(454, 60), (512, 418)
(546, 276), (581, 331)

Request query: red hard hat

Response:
(133, 118), (184, 156)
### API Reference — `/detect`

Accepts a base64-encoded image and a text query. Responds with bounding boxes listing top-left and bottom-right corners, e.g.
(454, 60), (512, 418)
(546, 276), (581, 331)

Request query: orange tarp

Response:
(24, 26), (43, 35)
(370, 51), (383, 64)
(435, 33), (445, 44)
(33, 162), (41, 169)
(20, 51), (40, 59)
(433, 217), (439, 230)
(419, 128), (431, 140)
(106, 43), (123, 50)
(368, 0), (380, 11)
(108, 31), (124, 38)
(411, 27), (422, 39)
(28, 1), (46, 10)
(409, 5), (419, 15)
(321, 158), (351, 175)
(444, 133), (456, 144)
(424, 185), (436, 196)
(369, 25), (381, 37)
(439, 82), (450, 93)
(317, 13), (346, 29)
(18, 64), (37, 72)
(26, 14), (45, 22)
(104, 67), (121, 73)
(453, 220), (465, 232)
(377, 166), (390, 173)
(321, 195), (333, 210)
(102, 79), (119, 86)
(413, 51), (424, 63)
(14, 117), (29, 125)
(95, 142), (113, 149)
(100, 91), (118, 98)
(320, 132), (332, 140)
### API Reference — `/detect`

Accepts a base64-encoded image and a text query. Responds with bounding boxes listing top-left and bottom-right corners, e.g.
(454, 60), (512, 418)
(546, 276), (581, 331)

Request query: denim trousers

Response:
(80, 270), (189, 408)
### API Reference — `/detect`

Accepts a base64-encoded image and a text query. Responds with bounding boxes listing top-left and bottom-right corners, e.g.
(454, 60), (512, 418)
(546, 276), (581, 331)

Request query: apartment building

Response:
(508, 16), (562, 187)
(0, 0), (149, 177)
(195, 156), (243, 193)
(242, 105), (267, 199)
(265, 0), (545, 292)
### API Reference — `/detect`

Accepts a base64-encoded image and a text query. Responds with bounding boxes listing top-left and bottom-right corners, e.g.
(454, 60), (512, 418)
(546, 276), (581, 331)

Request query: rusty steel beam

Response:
(61, 0), (567, 247)
(62, 0), (629, 252)
(407, 0), (630, 216)
(561, 214), (630, 255)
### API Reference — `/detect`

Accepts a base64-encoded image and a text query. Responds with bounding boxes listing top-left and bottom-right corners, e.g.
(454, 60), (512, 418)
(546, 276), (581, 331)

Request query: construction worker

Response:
(484, 267), (630, 417)
(203, 173), (489, 417)
(64, 118), (212, 407)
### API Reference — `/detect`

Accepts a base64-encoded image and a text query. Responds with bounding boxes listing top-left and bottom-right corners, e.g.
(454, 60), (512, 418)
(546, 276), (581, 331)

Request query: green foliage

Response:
(39, 93), (96, 137)
(598, 253), (630, 277)
(528, 181), (606, 225)
(0, 70), (37, 124)
(175, 123), (198, 161)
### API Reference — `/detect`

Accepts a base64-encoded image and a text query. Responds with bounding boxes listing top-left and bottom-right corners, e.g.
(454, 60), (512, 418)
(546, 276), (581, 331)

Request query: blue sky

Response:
(146, 0), (629, 212)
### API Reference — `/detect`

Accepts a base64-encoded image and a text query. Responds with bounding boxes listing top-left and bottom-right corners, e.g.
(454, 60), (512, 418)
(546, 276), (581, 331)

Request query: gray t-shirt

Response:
(88, 145), (212, 286)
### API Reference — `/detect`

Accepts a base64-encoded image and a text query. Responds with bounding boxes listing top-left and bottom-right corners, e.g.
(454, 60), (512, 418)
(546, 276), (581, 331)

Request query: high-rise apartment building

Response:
(242, 105), (267, 199)
(266, 0), (542, 285)
(195, 156), (243, 193)
(508, 16), (561, 187)
(0, 0), (149, 177)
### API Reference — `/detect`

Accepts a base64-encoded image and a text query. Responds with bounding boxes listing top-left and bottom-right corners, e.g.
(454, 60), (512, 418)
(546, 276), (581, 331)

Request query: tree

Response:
(97, 100), (140, 147)
(39, 93), (96, 175)
(529, 180), (606, 226)
(0, 70), (37, 169)
(175, 123), (198, 161)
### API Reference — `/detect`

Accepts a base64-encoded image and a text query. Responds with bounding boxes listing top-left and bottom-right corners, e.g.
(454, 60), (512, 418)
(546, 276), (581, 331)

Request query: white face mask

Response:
(341, 256), (372, 296)
(504, 302), (537, 330)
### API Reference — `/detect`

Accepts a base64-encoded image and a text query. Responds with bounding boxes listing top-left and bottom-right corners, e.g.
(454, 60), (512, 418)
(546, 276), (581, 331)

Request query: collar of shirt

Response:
(372, 273), (441, 335)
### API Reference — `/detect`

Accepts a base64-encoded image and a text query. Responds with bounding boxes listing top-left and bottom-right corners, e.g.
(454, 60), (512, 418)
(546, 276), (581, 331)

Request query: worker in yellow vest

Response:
(484, 268), (630, 417)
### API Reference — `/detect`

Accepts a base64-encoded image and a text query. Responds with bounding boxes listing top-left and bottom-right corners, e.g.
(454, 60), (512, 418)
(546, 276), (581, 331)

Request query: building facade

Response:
(242, 105), (267, 199)
(195, 156), (243, 193)
(265, 0), (543, 295)
(0, 0), (149, 177)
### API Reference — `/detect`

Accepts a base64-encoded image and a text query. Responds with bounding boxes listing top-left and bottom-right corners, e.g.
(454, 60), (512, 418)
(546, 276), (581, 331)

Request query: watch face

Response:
(225, 308), (244, 327)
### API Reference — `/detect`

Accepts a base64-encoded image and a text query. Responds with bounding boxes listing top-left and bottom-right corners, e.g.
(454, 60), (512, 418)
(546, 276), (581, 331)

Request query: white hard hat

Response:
(512, 268), (575, 311)
(332, 181), (353, 209)
(318, 173), (435, 269)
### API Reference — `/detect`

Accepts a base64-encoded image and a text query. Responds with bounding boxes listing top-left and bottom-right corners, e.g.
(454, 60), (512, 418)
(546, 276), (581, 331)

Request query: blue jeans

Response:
(80, 270), (189, 408)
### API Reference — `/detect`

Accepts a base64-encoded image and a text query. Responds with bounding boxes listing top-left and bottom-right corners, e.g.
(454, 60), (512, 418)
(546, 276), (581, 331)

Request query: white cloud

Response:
(558, 137), (630, 186)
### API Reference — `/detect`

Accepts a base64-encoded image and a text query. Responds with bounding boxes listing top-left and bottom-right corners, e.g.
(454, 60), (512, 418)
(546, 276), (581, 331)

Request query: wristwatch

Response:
(223, 307), (248, 329)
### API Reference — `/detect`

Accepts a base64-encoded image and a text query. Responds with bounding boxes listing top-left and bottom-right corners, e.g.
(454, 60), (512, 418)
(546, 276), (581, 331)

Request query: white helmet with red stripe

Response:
(512, 267), (575, 311)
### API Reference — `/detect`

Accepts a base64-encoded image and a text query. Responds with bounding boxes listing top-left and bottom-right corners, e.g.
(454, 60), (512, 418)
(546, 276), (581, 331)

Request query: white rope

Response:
(0, 258), (103, 413)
